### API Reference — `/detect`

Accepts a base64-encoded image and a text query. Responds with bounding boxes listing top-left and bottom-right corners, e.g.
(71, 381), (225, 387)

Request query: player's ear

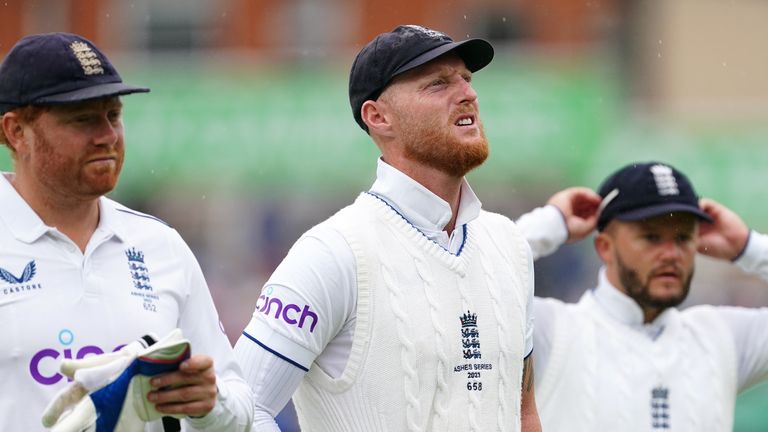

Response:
(1, 112), (27, 157)
(361, 100), (394, 137)
(594, 230), (614, 265)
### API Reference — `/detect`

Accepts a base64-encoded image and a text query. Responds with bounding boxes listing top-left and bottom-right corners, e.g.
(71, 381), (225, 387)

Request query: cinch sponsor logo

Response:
(256, 287), (318, 333)
(29, 329), (123, 385)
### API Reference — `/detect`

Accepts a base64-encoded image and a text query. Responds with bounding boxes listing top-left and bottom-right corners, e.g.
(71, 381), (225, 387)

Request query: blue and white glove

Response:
(41, 329), (191, 432)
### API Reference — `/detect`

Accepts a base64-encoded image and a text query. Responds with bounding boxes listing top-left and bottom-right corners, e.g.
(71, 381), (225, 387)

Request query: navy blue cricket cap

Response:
(0, 32), (149, 115)
(349, 24), (494, 132)
(596, 161), (713, 231)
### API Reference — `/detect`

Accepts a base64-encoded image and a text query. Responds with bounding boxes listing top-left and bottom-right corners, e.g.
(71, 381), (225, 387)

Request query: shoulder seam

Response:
(115, 208), (171, 227)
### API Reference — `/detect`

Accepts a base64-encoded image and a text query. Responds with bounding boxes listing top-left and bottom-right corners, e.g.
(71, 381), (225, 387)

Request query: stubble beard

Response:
(400, 109), (489, 178)
(33, 124), (122, 199)
(615, 251), (693, 312)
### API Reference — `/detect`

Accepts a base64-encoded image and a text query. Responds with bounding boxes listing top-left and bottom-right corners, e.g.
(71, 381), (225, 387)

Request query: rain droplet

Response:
(658, 40), (663, 45)
(464, 15), (467, 20)
(657, 52), (662, 58)
(502, 17), (507, 22)
(722, 61), (727, 67)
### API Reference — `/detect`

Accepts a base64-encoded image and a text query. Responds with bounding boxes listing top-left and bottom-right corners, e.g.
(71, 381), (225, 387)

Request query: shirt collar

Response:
(0, 172), (127, 244)
(97, 197), (129, 243)
(592, 267), (677, 339)
(368, 158), (482, 234)
(0, 173), (50, 243)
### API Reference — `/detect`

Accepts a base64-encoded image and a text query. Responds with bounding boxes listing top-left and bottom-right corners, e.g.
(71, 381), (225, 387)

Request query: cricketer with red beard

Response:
(235, 24), (541, 432)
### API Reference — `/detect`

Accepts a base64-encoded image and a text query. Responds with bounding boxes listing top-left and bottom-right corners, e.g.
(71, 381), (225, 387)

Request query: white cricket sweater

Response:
(293, 193), (532, 432)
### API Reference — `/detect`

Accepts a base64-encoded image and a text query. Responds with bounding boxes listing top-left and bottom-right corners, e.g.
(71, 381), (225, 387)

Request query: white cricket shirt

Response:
(519, 205), (768, 431)
(0, 173), (253, 431)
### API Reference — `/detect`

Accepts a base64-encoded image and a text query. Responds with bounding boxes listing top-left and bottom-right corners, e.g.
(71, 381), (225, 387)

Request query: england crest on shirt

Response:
(125, 247), (159, 312)
(453, 310), (488, 392)
(651, 385), (670, 429)
(461, 311), (482, 360)
(126, 247), (153, 291)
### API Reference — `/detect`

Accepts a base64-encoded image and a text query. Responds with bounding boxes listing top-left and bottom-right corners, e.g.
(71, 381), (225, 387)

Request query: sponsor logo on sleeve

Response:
(256, 286), (318, 333)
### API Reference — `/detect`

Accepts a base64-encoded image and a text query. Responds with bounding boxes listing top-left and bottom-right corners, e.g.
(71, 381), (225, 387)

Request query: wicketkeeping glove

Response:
(41, 328), (191, 432)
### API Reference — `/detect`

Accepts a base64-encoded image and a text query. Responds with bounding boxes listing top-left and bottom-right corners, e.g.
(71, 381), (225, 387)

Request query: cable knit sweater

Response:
(293, 193), (532, 432)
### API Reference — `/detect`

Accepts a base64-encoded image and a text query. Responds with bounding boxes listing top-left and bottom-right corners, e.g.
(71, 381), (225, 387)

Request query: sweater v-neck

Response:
(362, 192), (473, 275)
(367, 158), (482, 254)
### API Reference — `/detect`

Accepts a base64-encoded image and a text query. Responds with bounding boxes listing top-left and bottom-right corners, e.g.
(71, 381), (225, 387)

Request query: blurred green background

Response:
(5, 62), (763, 226)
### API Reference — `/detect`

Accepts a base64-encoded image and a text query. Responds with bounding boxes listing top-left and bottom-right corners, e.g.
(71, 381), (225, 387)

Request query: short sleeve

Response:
(239, 224), (357, 371)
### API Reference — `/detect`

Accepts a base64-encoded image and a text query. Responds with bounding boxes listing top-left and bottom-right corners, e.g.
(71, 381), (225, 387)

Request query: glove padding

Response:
(42, 329), (191, 432)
